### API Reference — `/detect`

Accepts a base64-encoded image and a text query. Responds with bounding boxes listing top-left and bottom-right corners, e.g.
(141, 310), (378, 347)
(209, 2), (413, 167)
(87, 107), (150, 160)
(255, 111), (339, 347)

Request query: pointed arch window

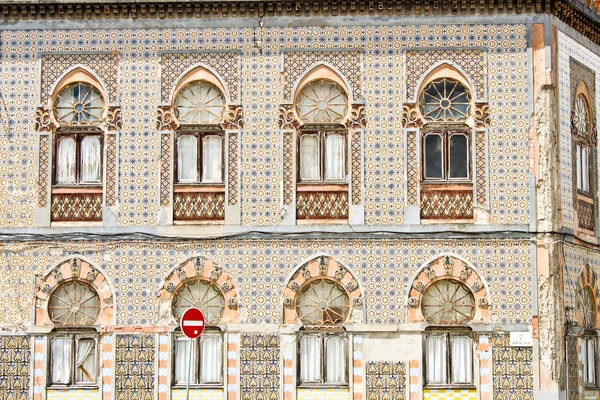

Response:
(296, 79), (349, 183)
(579, 286), (599, 386)
(296, 279), (349, 387)
(422, 279), (475, 387)
(174, 81), (225, 185)
(572, 90), (596, 232)
(171, 279), (224, 387)
(48, 280), (99, 387)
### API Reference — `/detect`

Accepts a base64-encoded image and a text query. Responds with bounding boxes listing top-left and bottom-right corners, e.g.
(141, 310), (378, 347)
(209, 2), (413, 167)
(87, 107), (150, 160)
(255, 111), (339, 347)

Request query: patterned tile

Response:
(423, 389), (476, 399)
(115, 334), (155, 400)
(173, 192), (225, 221)
(420, 189), (473, 219)
(366, 361), (406, 400)
(491, 335), (534, 400)
(50, 192), (103, 222)
(47, 390), (98, 400)
(239, 334), (280, 400)
(0, 336), (30, 400)
(296, 191), (349, 219)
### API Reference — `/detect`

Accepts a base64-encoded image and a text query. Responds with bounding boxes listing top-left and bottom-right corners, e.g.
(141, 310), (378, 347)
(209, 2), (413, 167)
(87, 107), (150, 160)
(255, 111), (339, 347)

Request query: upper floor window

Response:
(579, 286), (598, 387)
(296, 279), (349, 387)
(53, 82), (105, 186)
(48, 280), (100, 387)
(296, 79), (348, 184)
(422, 279), (475, 387)
(174, 81), (226, 185)
(171, 279), (224, 386)
(574, 94), (593, 194)
(420, 78), (472, 184)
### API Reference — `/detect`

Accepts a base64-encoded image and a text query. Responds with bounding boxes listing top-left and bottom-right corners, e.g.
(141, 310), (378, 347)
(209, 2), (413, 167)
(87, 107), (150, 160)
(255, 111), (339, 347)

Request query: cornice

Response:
(0, 0), (599, 45)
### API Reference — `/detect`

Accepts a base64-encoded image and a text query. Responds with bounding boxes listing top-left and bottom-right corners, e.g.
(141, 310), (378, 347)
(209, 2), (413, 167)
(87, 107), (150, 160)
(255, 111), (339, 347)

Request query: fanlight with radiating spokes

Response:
(420, 78), (472, 122)
(574, 94), (591, 137)
(172, 279), (225, 325)
(579, 287), (596, 329)
(296, 279), (350, 325)
(296, 79), (349, 124)
(49, 281), (101, 326)
(174, 81), (226, 125)
(53, 82), (105, 126)
(421, 279), (475, 325)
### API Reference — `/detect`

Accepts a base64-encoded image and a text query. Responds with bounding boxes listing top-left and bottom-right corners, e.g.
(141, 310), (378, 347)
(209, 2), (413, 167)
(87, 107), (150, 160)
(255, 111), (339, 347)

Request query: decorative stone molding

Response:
(283, 255), (362, 324)
(474, 103), (490, 128)
(34, 257), (114, 326)
(407, 255), (489, 324)
(278, 104), (299, 130)
(344, 104), (366, 129)
(35, 107), (56, 132)
(156, 106), (179, 131)
(157, 256), (238, 325)
(223, 105), (244, 130)
(105, 106), (122, 131)
(401, 103), (422, 128)
(575, 264), (600, 328)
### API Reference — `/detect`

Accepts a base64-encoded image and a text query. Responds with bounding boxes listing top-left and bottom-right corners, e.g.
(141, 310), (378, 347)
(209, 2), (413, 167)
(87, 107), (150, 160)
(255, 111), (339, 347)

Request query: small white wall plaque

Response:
(509, 331), (533, 347)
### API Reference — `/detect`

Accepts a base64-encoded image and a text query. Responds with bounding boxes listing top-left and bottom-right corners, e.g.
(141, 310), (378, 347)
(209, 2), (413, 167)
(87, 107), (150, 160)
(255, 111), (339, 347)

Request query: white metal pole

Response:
(186, 338), (192, 400)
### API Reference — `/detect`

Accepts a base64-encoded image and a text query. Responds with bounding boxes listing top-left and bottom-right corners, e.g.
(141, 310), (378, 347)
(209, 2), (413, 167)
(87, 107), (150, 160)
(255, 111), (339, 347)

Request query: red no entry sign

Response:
(180, 307), (205, 339)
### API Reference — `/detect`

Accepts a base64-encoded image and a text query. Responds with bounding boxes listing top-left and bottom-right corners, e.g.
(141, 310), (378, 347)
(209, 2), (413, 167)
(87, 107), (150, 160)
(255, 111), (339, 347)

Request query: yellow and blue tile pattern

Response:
(297, 388), (350, 400)
(47, 389), (99, 400)
(423, 389), (477, 400)
(172, 388), (224, 400)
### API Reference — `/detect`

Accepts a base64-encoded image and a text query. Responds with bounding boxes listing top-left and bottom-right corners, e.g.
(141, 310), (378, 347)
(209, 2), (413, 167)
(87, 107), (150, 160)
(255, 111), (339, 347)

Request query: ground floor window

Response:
(173, 332), (223, 386)
(584, 336), (598, 387)
(425, 332), (473, 386)
(298, 332), (347, 386)
(49, 334), (97, 386)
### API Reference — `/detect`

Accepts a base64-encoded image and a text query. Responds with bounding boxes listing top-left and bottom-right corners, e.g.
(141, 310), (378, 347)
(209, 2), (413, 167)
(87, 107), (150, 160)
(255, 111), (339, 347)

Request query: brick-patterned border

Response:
(406, 130), (418, 206)
(282, 131), (294, 206)
(478, 335), (491, 400)
(228, 132), (239, 206)
(157, 334), (169, 400)
(227, 334), (239, 400)
(105, 133), (118, 207)
(101, 335), (114, 400)
(352, 335), (363, 400)
(33, 336), (44, 400)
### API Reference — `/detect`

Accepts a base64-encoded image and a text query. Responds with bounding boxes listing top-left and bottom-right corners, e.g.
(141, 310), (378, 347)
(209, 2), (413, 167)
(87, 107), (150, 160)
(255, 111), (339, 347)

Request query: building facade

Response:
(0, 1), (598, 399)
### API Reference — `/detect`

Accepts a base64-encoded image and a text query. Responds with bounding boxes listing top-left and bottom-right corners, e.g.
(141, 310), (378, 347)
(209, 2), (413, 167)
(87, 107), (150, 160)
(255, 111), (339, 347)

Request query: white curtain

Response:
(80, 136), (101, 183)
(426, 336), (446, 384)
(300, 135), (320, 181)
(200, 336), (222, 383)
(300, 336), (321, 382)
(175, 338), (194, 384)
(325, 134), (344, 180)
(326, 336), (345, 383)
(75, 339), (95, 383)
(451, 336), (472, 383)
(56, 137), (76, 184)
(51, 337), (71, 384)
(202, 135), (223, 183)
(178, 135), (198, 183)
(582, 147), (589, 193)
(577, 145), (583, 191)
(588, 339), (596, 384)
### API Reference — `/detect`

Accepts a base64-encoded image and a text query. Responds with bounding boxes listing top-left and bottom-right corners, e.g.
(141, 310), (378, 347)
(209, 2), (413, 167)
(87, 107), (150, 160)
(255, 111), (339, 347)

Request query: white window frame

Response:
(48, 333), (98, 388)
(298, 332), (348, 387)
(175, 131), (224, 185)
(298, 130), (347, 184)
(172, 331), (223, 387)
(422, 129), (471, 183)
(424, 331), (474, 388)
(584, 336), (598, 387)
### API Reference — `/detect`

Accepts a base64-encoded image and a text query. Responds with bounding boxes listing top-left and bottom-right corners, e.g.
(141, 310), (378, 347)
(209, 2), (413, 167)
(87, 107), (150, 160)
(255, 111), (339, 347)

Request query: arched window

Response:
(579, 286), (598, 386)
(171, 279), (224, 387)
(420, 78), (472, 183)
(48, 280), (99, 387)
(53, 82), (104, 186)
(422, 279), (475, 387)
(572, 90), (596, 232)
(174, 81), (225, 185)
(296, 79), (349, 183)
(296, 278), (349, 387)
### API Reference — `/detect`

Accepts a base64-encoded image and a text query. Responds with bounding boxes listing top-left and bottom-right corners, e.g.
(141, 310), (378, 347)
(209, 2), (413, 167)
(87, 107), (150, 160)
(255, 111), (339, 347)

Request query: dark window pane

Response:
(449, 134), (468, 178)
(424, 135), (443, 179)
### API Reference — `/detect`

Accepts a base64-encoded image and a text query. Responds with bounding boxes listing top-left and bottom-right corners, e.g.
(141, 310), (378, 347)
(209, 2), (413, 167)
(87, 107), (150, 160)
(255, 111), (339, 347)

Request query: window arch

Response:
(579, 286), (596, 329)
(420, 78), (472, 123)
(171, 278), (225, 325)
(296, 278), (350, 326)
(53, 82), (105, 126)
(296, 79), (349, 125)
(421, 278), (476, 325)
(174, 80), (226, 125)
(49, 280), (101, 327)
